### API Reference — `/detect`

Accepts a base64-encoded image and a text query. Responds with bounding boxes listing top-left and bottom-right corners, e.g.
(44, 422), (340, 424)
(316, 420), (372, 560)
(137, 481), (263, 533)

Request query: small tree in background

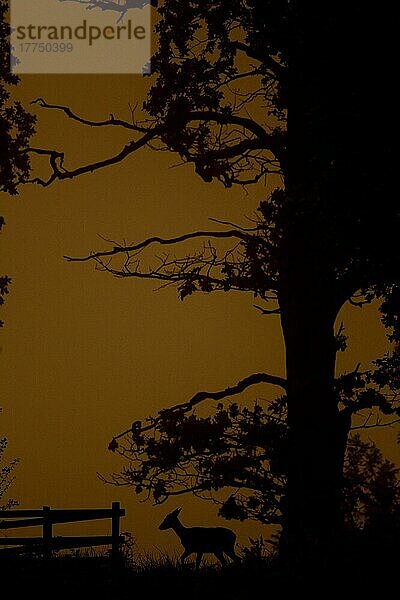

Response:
(343, 434), (400, 533)
(0, 428), (18, 510)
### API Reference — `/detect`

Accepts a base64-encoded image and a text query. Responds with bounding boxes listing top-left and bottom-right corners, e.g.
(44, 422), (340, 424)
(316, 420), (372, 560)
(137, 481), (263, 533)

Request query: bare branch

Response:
(64, 228), (252, 262)
(351, 418), (400, 431)
(31, 98), (150, 133)
(25, 130), (157, 186)
(208, 217), (259, 232)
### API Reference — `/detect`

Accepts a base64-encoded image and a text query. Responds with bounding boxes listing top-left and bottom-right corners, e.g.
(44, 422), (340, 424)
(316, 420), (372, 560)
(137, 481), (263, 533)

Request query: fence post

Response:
(111, 502), (121, 561)
(42, 505), (53, 557)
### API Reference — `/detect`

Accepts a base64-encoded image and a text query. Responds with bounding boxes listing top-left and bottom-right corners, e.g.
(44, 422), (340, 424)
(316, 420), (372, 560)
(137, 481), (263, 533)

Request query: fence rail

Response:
(0, 502), (125, 557)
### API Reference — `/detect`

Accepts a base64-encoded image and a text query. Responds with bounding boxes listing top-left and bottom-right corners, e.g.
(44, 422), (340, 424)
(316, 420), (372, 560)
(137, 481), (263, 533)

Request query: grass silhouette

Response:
(1, 527), (399, 596)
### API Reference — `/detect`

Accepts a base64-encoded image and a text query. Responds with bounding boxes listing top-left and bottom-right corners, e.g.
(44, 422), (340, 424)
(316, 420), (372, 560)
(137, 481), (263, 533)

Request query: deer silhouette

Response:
(159, 507), (240, 568)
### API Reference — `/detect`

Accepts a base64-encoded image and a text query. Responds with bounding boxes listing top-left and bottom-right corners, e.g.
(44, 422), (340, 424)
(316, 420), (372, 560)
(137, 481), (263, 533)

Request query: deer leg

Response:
(226, 547), (240, 564)
(195, 552), (203, 570)
(214, 551), (227, 567)
(180, 550), (191, 565)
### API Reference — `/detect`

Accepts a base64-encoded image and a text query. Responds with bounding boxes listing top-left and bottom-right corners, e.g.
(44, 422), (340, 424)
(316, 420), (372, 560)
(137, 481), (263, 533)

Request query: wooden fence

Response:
(0, 502), (125, 557)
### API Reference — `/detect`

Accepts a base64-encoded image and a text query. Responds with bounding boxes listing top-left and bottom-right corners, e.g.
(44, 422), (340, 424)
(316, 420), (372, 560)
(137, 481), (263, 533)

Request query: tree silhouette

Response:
(0, 427), (18, 510)
(343, 434), (400, 533)
(102, 397), (400, 535)
(0, 218), (11, 329)
(22, 1), (400, 560)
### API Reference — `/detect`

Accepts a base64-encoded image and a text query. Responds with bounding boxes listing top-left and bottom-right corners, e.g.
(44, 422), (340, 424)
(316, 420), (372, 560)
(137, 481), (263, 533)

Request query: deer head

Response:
(159, 507), (182, 530)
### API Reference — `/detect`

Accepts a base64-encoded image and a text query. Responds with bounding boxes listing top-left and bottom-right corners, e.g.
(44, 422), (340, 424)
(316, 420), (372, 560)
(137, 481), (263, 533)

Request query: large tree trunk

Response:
(279, 280), (348, 563)
(279, 1), (353, 562)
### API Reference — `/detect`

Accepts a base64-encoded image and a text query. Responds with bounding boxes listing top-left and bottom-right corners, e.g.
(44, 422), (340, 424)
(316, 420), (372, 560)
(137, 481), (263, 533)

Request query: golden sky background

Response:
(1, 71), (398, 553)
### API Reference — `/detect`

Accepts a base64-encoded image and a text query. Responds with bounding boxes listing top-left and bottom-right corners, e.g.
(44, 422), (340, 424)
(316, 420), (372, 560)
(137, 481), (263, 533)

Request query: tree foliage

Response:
(106, 391), (400, 533)
(0, 422), (18, 510)
(0, 1), (36, 195)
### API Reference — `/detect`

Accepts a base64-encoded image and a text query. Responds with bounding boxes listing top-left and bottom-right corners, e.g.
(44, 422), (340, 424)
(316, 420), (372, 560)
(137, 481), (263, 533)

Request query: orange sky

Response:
(1, 71), (398, 554)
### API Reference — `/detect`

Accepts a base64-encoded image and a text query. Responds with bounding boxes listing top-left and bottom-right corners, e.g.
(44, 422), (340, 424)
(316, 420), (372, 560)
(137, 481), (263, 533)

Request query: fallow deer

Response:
(159, 507), (240, 569)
